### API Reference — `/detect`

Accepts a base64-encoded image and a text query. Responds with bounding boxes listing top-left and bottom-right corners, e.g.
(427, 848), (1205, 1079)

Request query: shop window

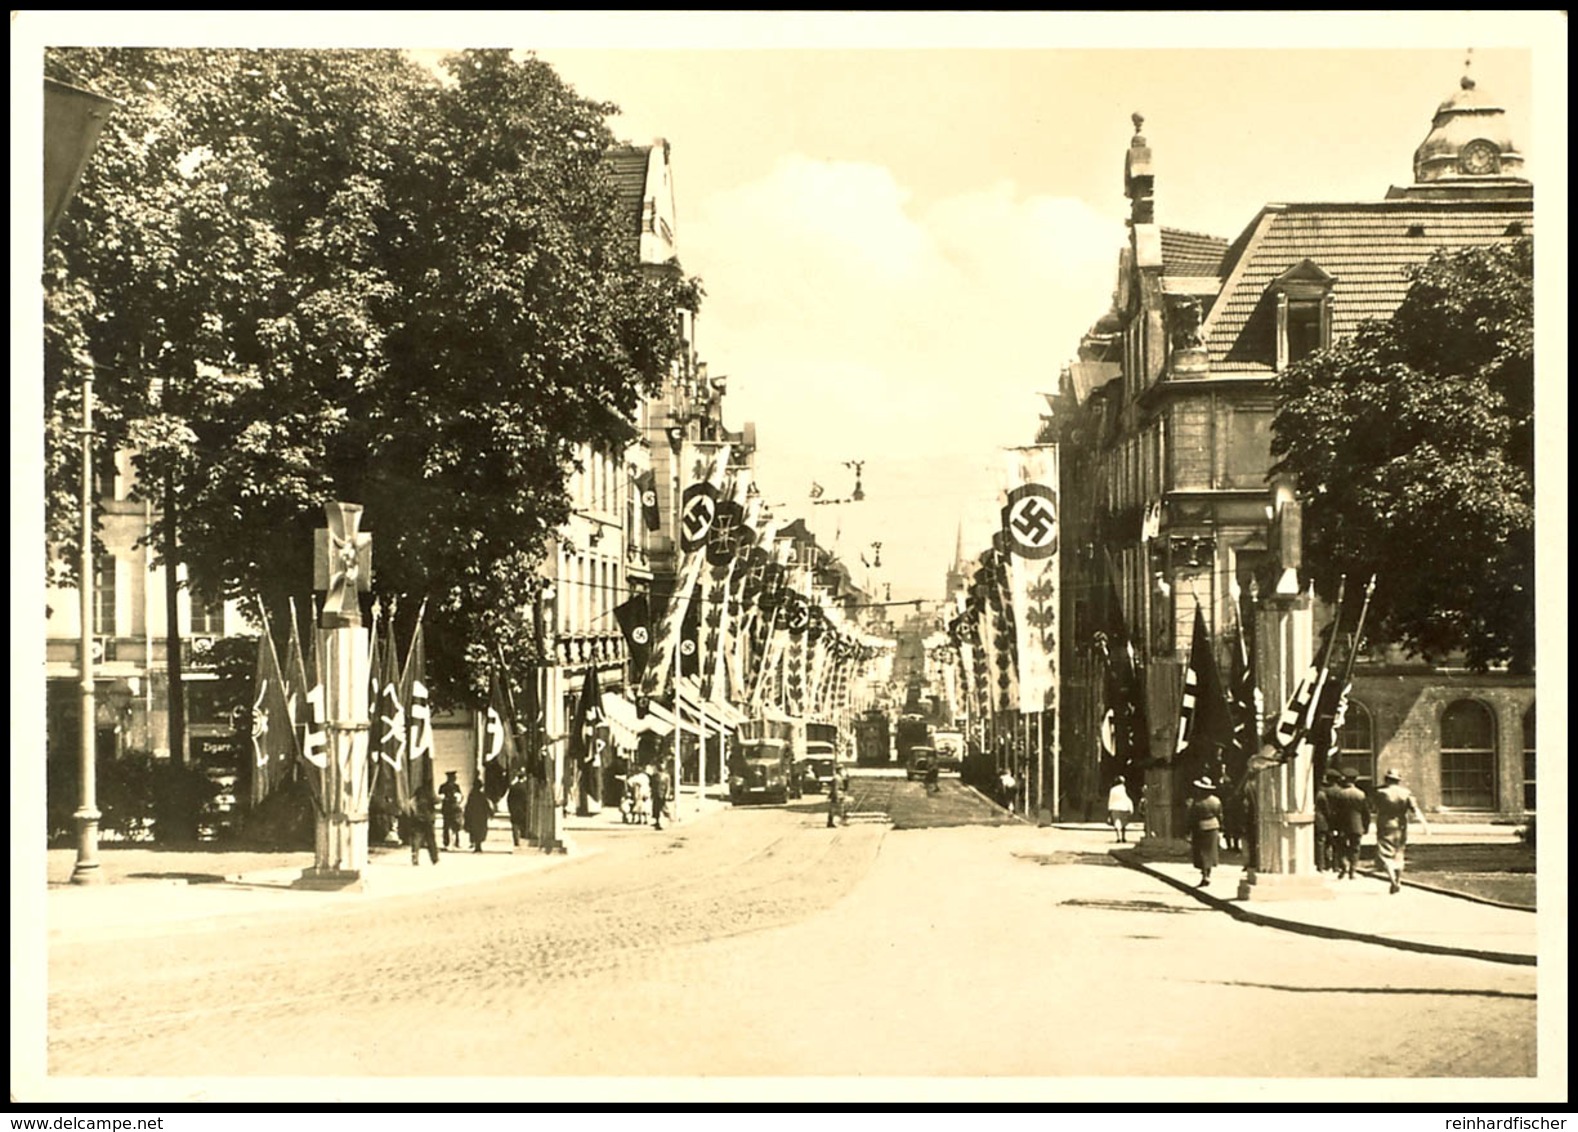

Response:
(1439, 700), (1497, 810)
(1521, 705), (1535, 812)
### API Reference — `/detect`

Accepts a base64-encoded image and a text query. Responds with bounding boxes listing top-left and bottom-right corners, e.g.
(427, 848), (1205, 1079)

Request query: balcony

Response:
(554, 631), (627, 669)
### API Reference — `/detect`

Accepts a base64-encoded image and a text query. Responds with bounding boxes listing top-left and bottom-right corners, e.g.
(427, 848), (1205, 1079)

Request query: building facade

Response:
(1056, 76), (1535, 823)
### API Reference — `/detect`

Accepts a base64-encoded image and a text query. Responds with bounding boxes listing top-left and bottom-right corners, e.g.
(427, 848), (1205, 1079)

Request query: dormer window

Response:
(1271, 259), (1337, 371)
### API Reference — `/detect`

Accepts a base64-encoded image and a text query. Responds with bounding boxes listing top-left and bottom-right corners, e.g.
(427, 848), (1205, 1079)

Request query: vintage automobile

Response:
(906, 746), (937, 782)
(799, 744), (838, 794)
(730, 737), (792, 805)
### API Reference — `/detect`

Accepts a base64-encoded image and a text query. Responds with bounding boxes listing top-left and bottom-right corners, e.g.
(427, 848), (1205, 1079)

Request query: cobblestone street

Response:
(46, 788), (1537, 1082)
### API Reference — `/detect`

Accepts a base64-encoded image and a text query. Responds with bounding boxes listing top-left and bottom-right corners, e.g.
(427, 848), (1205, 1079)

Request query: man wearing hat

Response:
(1373, 768), (1429, 893)
(1186, 776), (1223, 887)
(438, 770), (464, 850)
(1313, 767), (1343, 873)
(1330, 771), (1370, 879)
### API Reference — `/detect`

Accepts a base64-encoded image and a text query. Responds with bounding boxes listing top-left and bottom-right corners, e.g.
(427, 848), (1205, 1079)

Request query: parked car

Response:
(906, 746), (937, 782)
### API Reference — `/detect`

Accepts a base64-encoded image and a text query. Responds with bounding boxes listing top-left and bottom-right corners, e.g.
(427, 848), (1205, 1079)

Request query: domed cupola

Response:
(1412, 70), (1526, 184)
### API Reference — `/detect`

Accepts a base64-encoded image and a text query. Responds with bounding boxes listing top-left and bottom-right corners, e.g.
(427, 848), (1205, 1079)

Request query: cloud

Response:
(684, 156), (1125, 597)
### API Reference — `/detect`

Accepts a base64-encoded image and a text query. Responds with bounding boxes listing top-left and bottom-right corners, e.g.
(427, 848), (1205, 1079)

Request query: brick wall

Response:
(1348, 671), (1534, 820)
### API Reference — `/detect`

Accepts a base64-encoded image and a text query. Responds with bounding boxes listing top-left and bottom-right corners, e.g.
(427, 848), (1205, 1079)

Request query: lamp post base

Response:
(1237, 869), (1335, 902)
(70, 809), (104, 885)
(294, 867), (366, 892)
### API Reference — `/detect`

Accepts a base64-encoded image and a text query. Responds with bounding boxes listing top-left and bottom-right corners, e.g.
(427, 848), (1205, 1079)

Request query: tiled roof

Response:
(604, 144), (652, 252)
(1204, 199), (1533, 373)
(1160, 227), (1229, 279)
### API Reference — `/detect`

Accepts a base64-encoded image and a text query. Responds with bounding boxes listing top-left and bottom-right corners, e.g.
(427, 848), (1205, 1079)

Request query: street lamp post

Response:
(71, 372), (102, 884)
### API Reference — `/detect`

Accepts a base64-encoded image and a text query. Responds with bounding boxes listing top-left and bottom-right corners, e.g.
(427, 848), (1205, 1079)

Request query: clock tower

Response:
(1389, 63), (1531, 200)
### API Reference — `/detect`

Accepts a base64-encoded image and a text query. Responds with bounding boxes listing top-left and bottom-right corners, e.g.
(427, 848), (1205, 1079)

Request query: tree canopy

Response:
(1271, 239), (1534, 673)
(45, 48), (697, 706)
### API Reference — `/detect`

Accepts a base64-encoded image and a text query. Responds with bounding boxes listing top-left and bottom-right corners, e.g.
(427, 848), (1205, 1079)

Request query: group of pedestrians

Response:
(1176, 766), (1427, 892)
(1315, 767), (1369, 879)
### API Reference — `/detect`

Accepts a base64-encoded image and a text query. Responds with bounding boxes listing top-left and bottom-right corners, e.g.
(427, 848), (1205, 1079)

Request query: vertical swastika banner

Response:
(1001, 445), (1059, 715)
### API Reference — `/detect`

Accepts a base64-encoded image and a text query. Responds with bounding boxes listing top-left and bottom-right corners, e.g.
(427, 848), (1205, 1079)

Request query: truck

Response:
(895, 713), (931, 764)
(799, 720), (841, 793)
(729, 736), (793, 805)
(932, 729), (965, 773)
(732, 715), (799, 804)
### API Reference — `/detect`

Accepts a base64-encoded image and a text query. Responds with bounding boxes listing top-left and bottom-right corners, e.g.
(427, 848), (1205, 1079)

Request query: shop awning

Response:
(599, 691), (675, 746)
(673, 677), (750, 734)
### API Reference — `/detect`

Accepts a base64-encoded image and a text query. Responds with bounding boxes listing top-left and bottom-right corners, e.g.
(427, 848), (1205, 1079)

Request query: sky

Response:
(523, 31), (1543, 602)
(13, 13), (1562, 604)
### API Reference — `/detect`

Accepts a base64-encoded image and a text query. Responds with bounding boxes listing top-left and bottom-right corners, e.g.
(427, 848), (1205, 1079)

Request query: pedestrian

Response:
(1186, 775), (1223, 887)
(464, 781), (491, 853)
(1220, 773), (1246, 853)
(826, 764), (852, 827)
(1106, 775), (1134, 843)
(924, 761), (941, 796)
(507, 766), (531, 848)
(438, 770), (464, 850)
(627, 764), (651, 824)
(1372, 768), (1429, 894)
(998, 766), (1017, 813)
(1331, 771), (1370, 879)
(1313, 767), (1341, 872)
(405, 778), (440, 867)
(650, 762), (670, 832)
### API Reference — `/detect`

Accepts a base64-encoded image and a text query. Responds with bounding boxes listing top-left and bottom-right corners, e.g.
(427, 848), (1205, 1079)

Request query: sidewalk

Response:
(46, 839), (589, 944)
(558, 785), (731, 834)
(1114, 848), (1537, 966)
(47, 791), (735, 945)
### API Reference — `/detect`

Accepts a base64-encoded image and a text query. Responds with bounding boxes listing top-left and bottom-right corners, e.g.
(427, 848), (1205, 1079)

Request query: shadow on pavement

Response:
(125, 871), (227, 885)
(1060, 897), (1198, 914)
(1205, 980), (1536, 1001)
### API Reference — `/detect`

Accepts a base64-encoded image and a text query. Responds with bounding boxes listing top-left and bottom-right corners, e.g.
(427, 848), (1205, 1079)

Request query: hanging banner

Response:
(1001, 445), (1059, 714)
(641, 443), (731, 701)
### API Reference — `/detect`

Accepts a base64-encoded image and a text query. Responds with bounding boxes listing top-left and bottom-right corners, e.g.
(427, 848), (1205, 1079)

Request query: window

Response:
(1271, 259), (1336, 371)
(1521, 705), (1535, 812)
(1439, 700), (1497, 810)
(1336, 700), (1375, 792)
(93, 554), (116, 637)
(1285, 300), (1324, 363)
(190, 591), (224, 635)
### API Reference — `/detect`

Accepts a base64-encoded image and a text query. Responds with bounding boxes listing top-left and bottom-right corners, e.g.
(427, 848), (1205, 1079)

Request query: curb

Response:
(1354, 868), (1537, 914)
(962, 782), (1030, 822)
(1112, 849), (1536, 967)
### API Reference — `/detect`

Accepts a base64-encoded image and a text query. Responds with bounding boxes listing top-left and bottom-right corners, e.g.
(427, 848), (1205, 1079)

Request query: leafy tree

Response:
(45, 48), (697, 706)
(1271, 239), (1534, 673)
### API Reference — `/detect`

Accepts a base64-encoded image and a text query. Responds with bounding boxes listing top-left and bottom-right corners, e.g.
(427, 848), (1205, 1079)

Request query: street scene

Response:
(17, 12), (1563, 1107)
(45, 777), (1537, 1081)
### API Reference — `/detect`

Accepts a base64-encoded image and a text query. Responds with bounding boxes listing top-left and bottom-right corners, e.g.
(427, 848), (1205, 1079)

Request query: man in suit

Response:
(1313, 768), (1343, 872)
(1330, 771), (1370, 879)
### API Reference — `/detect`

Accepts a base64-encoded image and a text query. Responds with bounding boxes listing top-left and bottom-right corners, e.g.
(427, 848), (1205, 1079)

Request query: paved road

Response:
(47, 791), (1536, 1080)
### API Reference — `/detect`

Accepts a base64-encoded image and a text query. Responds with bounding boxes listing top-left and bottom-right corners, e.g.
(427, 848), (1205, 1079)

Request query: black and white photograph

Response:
(12, 10), (1567, 1107)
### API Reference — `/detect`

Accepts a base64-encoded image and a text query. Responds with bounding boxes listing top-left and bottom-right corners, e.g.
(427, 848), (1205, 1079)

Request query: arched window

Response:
(1522, 705), (1535, 812)
(1440, 700), (1497, 810)
(1336, 700), (1376, 792)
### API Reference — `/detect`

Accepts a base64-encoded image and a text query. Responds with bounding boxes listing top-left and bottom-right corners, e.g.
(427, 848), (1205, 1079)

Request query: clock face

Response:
(1461, 140), (1499, 176)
